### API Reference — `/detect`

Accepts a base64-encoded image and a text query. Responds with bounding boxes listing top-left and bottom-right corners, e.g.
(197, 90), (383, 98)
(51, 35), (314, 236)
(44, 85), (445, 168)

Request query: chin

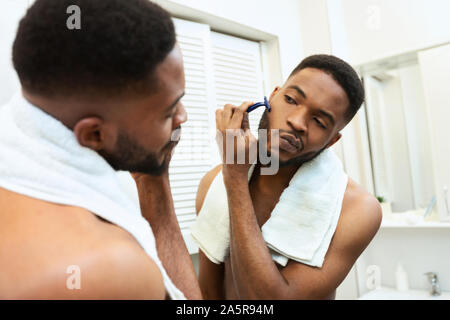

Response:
(278, 152), (302, 167)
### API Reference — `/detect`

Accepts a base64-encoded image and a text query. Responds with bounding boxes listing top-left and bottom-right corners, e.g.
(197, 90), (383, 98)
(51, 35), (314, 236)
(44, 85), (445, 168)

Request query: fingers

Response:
(223, 104), (234, 123)
(229, 101), (253, 128)
(216, 101), (253, 131)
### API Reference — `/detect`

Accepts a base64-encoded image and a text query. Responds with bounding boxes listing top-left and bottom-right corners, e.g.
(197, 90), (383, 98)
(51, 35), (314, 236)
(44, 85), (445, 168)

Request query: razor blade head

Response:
(247, 96), (271, 113)
(264, 96), (271, 112)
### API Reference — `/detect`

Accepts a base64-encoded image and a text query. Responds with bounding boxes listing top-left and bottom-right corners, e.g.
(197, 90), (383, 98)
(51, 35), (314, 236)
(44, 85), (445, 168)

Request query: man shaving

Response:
(0, 0), (201, 299)
(194, 55), (382, 300)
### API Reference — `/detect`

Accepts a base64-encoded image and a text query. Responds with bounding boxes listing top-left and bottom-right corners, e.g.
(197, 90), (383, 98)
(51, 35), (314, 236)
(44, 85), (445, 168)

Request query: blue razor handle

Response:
(247, 96), (271, 113)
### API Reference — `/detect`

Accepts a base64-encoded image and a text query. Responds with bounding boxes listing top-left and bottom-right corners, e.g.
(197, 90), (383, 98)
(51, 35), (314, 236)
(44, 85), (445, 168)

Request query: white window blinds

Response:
(169, 18), (215, 254)
(171, 19), (265, 254)
(210, 31), (265, 137)
(172, 20), (266, 254)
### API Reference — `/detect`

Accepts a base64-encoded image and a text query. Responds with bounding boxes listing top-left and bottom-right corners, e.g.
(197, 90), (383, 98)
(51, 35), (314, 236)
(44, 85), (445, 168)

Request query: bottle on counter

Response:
(395, 263), (409, 292)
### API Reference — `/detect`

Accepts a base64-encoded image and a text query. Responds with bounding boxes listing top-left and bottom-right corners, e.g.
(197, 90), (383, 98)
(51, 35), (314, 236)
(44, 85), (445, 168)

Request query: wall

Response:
(298, 0), (332, 56)
(327, 0), (450, 66)
(0, 0), (30, 105)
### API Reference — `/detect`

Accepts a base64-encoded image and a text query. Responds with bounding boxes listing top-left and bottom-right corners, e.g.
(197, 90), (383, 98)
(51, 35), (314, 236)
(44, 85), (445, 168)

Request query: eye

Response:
(314, 117), (326, 129)
(284, 95), (296, 104)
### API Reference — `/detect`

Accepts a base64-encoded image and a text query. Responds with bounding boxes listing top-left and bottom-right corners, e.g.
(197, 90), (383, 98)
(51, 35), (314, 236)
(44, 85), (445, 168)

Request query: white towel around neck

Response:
(0, 92), (185, 300)
(191, 148), (348, 268)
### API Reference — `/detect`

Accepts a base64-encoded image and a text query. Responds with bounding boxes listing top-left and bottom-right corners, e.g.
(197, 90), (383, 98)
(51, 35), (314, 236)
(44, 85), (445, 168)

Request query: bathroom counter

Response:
(381, 220), (450, 228)
(358, 287), (450, 300)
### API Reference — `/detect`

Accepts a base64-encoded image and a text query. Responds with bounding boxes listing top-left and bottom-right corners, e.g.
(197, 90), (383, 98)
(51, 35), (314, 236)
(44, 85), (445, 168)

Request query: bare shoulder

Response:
(342, 178), (382, 225)
(335, 178), (382, 254)
(13, 238), (165, 299)
(195, 164), (222, 215)
(0, 188), (165, 299)
(277, 178), (382, 299)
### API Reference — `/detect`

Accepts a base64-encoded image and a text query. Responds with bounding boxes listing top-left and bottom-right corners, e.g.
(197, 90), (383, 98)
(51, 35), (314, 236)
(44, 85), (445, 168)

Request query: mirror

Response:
(361, 54), (437, 218)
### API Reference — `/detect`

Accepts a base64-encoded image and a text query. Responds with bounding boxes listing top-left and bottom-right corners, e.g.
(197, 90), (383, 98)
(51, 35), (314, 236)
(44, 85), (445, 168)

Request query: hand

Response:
(215, 102), (258, 180)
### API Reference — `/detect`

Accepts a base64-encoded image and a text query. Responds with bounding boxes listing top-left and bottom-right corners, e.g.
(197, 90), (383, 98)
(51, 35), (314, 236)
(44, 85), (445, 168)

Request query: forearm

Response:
(223, 171), (289, 299)
(135, 175), (202, 300)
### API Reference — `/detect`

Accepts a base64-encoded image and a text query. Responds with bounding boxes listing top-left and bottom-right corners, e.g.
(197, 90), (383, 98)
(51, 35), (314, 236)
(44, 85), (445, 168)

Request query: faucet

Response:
(424, 272), (441, 296)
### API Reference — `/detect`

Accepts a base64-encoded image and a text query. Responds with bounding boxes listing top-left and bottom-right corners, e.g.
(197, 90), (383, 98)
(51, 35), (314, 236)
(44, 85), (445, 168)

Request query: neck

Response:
(251, 160), (302, 194)
(21, 89), (79, 129)
(21, 89), (121, 130)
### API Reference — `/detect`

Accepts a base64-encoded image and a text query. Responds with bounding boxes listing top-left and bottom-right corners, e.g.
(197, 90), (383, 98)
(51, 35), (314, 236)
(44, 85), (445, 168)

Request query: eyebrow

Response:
(287, 85), (307, 99)
(166, 92), (185, 111)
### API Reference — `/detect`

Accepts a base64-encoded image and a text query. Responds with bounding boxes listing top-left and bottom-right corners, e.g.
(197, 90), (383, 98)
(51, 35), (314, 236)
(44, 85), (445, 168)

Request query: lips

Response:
(279, 133), (301, 154)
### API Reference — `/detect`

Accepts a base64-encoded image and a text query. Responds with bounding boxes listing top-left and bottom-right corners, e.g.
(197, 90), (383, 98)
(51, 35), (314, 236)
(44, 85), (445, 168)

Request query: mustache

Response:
(278, 129), (304, 151)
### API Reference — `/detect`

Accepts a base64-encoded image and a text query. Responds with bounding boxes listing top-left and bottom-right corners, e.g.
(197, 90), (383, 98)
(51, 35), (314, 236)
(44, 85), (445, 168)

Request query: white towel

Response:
(191, 148), (348, 268)
(0, 92), (185, 300)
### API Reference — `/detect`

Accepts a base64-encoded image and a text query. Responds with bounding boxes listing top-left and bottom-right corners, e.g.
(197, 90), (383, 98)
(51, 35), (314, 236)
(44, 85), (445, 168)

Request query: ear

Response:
(73, 117), (106, 151)
(269, 86), (281, 102)
(326, 132), (342, 149)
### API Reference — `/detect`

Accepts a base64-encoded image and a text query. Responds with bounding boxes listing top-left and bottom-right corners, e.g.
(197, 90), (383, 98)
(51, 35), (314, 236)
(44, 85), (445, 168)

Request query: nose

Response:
(286, 106), (307, 134)
(174, 103), (188, 128)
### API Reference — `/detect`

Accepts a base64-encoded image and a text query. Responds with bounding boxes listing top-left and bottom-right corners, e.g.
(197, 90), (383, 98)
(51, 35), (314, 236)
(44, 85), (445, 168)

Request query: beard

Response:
(258, 110), (327, 168)
(99, 132), (174, 176)
(276, 146), (327, 168)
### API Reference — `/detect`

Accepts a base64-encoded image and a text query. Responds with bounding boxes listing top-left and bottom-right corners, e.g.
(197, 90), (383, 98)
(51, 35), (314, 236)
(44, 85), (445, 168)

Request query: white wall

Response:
(327, 0), (450, 66)
(0, 0), (30, 105)
(298, 0), (332, 56)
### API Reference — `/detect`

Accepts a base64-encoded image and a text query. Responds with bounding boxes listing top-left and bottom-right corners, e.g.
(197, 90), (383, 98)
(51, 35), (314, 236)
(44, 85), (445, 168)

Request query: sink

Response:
(358, 287), (450, 300)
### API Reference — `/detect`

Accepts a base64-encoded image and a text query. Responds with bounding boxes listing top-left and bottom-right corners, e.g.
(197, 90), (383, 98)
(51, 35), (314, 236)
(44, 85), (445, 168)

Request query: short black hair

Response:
(13, 0), (176, 98)
(289, 54), (364, 122)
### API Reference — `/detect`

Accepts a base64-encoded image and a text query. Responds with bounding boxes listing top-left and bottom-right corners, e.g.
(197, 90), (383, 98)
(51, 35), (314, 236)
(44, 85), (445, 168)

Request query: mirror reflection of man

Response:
(196, 55), (382, 300)
(0, 0), (201, 299)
